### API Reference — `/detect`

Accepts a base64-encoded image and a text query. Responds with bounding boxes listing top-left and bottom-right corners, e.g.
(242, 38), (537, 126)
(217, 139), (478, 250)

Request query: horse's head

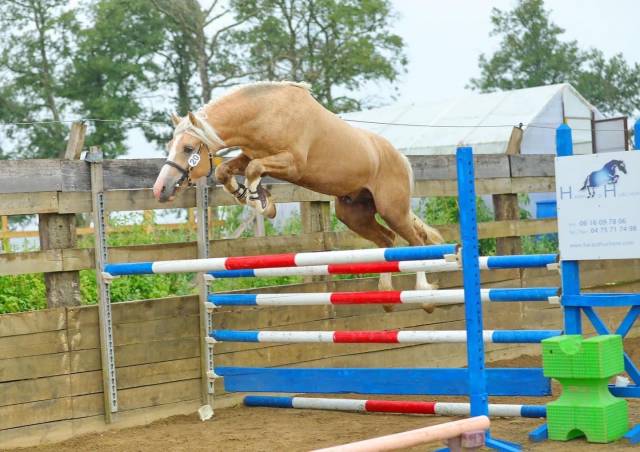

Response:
(153, 111), (225, 202)
(605, 159), (627, 175)
(614, 160), (627, 174)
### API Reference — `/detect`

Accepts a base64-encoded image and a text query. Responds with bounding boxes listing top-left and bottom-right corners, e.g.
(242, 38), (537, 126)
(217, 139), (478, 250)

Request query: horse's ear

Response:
(187, 111), (200, 127)
(170, 112), (181, 126)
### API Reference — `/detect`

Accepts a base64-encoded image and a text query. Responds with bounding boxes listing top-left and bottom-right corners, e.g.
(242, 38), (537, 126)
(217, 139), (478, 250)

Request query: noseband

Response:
(163, 143), (215, 187)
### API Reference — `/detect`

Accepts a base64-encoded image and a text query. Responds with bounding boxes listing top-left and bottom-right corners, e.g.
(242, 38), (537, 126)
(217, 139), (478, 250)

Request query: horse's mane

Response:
(203, 81), (311, 109)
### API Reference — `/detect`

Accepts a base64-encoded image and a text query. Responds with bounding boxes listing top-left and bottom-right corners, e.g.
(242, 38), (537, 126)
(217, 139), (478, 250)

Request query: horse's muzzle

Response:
(153, 174), (181, 202)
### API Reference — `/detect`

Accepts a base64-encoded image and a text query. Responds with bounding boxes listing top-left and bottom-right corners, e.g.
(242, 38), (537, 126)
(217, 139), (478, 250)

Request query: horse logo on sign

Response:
(580, 159), (627, 198)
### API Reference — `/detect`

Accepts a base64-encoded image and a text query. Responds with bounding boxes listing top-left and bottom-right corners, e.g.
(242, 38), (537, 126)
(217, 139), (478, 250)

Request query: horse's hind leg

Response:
(334, 195), (398, 313)
(375, 193), (442, 313)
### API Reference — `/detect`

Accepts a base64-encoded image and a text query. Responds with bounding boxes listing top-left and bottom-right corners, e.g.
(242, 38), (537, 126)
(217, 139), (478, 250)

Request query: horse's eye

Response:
(184, 145), (194, 153)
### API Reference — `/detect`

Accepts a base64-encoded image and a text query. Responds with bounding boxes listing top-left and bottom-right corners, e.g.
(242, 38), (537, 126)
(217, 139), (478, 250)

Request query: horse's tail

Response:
(580, 176), (589, 191)
(371, 134), (444, 245)
(412, 212), (445, 245)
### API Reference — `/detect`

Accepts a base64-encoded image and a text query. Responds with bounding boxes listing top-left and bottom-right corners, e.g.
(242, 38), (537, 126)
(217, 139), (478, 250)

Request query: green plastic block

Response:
(542, 335), (629, 443)
(542, 334), (624, 379)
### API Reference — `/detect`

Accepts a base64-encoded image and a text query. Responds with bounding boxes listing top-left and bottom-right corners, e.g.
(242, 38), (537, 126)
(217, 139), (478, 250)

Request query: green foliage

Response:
(469, 0), (640, 115)
(523, 234), (558, 254)
(212, 275), (301, 292)
(281, 211), (302, 236)
(0, 274), (46, 314)
(215, 205), (253, 238)
(241, 0), (407, 112)
(78, 213), (197, 305)
(79, 269), (195, 305)
(418, 197), (496, 255)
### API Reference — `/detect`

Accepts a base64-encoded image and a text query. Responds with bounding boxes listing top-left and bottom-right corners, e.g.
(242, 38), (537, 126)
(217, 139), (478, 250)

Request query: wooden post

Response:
(1, 216), (10, 252)
(38, 122), (86, 308)
(300, 201), (331, 236)
(492, 194), (522, 255)
(495, 130), (523, 256)
(300, 201), (331, 284)
(142, 210), (154, 234)
(187, 208), (196, 228)
(254, 214), (266, 237)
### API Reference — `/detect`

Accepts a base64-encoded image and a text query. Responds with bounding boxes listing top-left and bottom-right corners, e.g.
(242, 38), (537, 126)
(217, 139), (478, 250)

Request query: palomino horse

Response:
(152, 81), (445, 311)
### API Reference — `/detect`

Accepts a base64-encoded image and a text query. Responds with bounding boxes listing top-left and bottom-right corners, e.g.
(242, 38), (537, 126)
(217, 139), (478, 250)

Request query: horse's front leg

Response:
(215, 153), (251, 204)
(244, 151), (302, 218)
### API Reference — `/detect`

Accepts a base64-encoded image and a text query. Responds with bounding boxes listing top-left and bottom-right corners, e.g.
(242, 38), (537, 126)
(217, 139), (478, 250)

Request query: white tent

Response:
(343, 83), (603, 155)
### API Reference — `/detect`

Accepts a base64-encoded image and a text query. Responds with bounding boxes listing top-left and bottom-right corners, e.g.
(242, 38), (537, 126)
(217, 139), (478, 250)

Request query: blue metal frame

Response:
(457, 147), (523, 451)
(530, 123), (640, 444)
(456, 147), (488, 419)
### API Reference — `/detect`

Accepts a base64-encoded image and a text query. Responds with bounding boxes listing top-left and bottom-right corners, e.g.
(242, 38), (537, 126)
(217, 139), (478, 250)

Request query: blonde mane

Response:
(173, 81), (311, 151)
(203, 81), (311, 109)
(173, 113), (225, 149)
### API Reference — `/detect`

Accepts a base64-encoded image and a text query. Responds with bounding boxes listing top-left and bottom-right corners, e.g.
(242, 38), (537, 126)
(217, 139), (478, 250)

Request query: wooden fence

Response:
(2, 154), (639, 448)
(0, 154), (556, 279)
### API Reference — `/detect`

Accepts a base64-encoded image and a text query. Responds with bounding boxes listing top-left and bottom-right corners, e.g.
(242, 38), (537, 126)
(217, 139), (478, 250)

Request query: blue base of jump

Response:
(609, 385), (640, 397)
(625, 424), (640, 445)
(216, 367), (551, 396)
(485, 435), (523, 451)
(528, 423), (548, 442)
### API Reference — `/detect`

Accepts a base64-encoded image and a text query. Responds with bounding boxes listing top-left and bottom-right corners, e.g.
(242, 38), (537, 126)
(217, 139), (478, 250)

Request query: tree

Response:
(469, 0), (640, 116)
(241, 0), (406, 112)
(139, 0), (262, 149)
(0, 0), (79, 158)
(66, 0), (167, 158)
(150, 0), (260, 104)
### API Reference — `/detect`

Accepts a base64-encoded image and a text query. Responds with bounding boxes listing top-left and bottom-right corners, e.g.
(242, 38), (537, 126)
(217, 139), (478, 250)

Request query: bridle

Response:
(162, 111), (226, 188)
(163, 143), (215, 187)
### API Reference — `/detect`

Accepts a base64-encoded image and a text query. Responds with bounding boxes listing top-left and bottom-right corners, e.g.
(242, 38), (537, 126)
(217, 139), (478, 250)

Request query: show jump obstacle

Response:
(93, 124), (640, 449)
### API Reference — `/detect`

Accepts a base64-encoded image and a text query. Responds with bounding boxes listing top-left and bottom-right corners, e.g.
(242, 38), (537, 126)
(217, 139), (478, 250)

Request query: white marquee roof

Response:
(343, 83), (603, 155)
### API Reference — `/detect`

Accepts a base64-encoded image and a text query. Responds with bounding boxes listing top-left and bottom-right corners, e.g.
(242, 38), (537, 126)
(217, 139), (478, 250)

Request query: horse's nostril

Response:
(160, 185), (166, 193)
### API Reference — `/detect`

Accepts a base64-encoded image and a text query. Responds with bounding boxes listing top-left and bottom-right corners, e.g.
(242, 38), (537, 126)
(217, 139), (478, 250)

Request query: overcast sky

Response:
(126, 0), (640, 158)
(391, 0), (640, 104)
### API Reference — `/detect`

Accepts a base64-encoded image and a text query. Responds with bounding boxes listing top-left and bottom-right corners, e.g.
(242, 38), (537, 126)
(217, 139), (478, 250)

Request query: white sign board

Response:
(556, 151), (640, 260)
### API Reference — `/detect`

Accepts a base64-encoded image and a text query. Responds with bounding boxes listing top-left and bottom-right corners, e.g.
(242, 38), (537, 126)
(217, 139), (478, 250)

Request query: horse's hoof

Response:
(422, 303), (436, 314)
(263, 202), (276, 219)
(382, 304), (395, 313)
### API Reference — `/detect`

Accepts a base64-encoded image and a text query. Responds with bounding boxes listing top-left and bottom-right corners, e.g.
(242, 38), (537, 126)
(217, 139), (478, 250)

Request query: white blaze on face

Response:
(152, 134), (183, 200)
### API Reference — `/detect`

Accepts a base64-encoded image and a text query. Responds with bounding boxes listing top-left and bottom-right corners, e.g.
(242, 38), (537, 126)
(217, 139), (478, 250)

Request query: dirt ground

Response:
(9, 338), (640, 452)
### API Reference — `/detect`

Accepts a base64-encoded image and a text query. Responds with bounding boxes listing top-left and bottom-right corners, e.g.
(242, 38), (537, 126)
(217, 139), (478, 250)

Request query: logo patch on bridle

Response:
(187, 153), (201, 167)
